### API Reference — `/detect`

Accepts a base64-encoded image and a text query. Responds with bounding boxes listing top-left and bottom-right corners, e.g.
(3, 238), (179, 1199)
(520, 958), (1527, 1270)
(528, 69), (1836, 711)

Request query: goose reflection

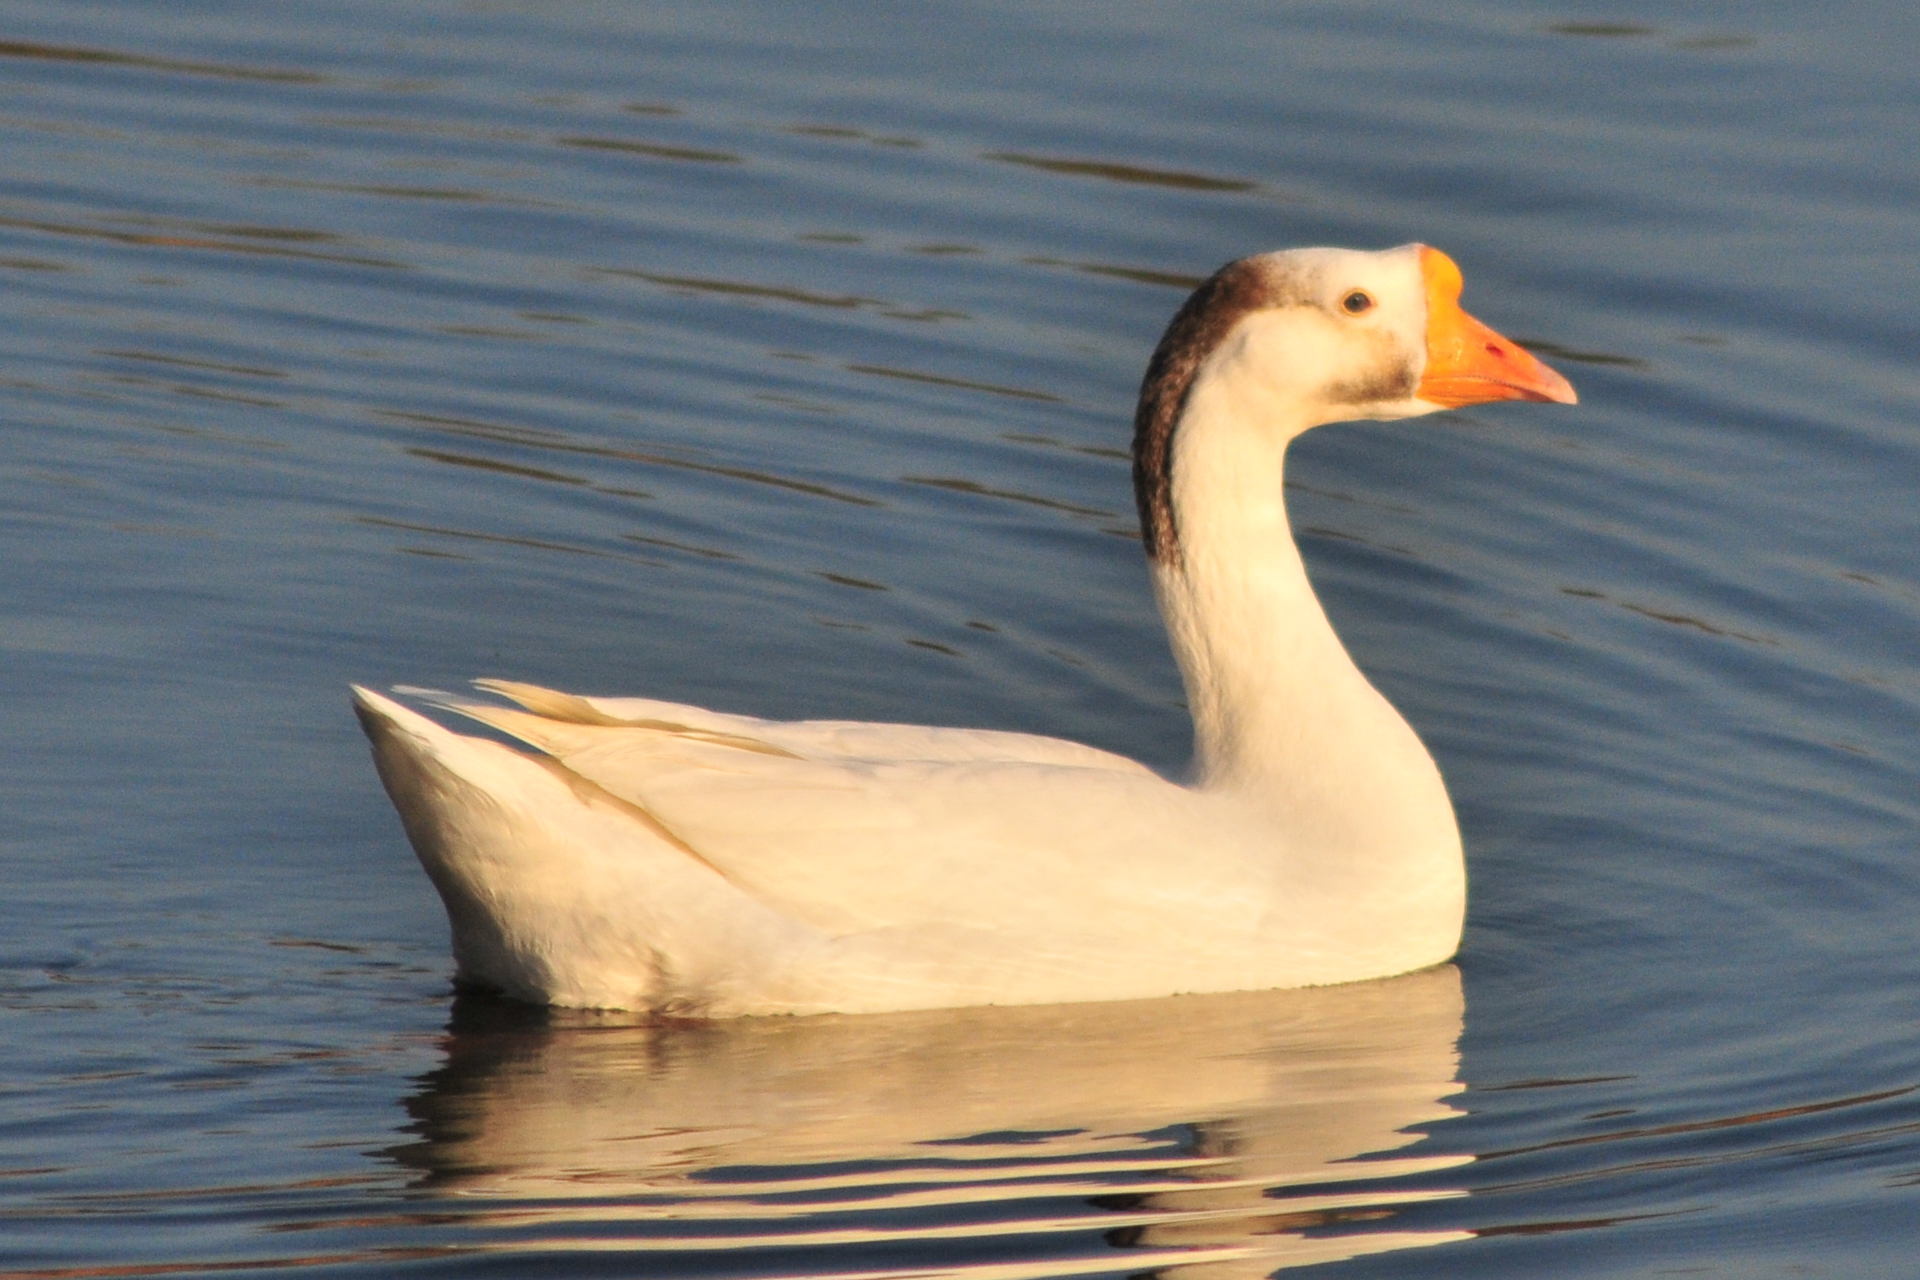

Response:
(387, 967), (1471, 1276)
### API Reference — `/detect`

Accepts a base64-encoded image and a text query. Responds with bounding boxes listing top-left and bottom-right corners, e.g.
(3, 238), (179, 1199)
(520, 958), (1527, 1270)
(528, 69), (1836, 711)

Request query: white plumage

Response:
(355, 243), (1575, 1016)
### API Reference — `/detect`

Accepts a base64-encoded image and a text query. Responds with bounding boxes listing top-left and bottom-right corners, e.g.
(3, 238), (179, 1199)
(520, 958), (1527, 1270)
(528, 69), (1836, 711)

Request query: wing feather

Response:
(395, 686), (1266, 943)
(477, 679), (1157, 772)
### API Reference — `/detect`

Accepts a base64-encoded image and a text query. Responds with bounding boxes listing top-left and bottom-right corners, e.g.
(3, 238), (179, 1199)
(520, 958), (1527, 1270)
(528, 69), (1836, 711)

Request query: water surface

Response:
(2, 1), (1918, 1276)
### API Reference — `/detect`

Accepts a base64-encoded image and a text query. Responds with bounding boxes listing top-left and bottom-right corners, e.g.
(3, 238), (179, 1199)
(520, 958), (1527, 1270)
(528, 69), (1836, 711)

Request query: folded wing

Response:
(432, 682), (1271, 944)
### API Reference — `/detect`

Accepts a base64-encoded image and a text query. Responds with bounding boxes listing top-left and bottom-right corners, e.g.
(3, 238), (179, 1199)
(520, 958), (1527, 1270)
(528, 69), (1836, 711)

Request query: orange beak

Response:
(1416, 246), (1577, 408)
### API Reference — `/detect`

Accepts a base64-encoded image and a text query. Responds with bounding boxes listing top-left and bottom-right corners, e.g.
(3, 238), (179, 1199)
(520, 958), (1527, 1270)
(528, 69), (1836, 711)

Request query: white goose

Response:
(354, 244), (1574, 1017)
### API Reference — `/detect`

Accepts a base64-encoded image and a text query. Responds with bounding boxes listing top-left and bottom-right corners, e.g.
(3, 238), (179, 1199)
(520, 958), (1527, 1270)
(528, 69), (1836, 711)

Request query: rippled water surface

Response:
(4, 1), (1918, 1275)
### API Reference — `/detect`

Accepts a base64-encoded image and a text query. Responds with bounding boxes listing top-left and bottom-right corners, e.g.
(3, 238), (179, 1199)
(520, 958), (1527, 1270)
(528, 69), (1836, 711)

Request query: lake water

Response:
(3, 1), (1917, 1275)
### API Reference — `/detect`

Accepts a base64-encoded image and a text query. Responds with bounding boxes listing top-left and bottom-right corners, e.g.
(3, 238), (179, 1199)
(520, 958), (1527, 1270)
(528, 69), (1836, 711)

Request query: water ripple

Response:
(0, 37), (325, 84)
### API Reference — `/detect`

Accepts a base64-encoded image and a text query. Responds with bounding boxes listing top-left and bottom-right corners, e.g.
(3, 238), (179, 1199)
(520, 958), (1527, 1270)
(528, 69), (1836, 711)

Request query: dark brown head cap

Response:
(1131, 255), (1314, 565)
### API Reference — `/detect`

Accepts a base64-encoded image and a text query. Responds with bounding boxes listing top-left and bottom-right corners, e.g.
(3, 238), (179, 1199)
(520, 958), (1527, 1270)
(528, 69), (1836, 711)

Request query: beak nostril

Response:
(1485, 342), (1504, 356)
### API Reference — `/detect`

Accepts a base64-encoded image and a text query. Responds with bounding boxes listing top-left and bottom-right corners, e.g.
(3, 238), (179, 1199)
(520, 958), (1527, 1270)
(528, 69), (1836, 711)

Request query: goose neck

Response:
(1155, 413), (1365, 793)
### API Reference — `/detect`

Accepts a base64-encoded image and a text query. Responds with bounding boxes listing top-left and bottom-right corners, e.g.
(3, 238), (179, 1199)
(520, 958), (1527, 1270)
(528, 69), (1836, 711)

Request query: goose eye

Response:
(1341, 289), (1374, 316)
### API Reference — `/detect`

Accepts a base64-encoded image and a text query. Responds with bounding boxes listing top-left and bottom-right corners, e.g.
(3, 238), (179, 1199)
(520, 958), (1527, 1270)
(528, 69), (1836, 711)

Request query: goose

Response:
(354, 244), (1575, 1017)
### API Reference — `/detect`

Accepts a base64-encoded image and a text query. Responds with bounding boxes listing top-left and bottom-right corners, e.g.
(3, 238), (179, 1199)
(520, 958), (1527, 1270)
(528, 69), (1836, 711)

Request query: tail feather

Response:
(349, 685), (819, 1013)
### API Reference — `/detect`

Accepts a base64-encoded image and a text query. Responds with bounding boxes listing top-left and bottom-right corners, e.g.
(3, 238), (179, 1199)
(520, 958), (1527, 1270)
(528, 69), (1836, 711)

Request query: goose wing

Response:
(475, 679), (1158, 771)
(433, 684), (1268, 944)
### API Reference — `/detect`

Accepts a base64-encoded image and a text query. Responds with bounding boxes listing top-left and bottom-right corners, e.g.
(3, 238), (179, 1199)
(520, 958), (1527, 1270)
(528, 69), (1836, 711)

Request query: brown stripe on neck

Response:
(1131, 256), (1294, 566)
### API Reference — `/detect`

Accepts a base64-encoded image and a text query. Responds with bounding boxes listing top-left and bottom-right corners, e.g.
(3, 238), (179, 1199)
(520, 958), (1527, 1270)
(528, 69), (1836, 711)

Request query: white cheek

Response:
(1234, 311), (1346, 390)
(1201, 305), (1427, 431)
(1285, 320), (1350, 379)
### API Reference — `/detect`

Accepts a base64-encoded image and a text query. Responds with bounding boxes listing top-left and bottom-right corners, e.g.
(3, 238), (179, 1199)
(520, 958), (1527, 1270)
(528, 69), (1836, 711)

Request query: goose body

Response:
(355, 244), (1574, 1016)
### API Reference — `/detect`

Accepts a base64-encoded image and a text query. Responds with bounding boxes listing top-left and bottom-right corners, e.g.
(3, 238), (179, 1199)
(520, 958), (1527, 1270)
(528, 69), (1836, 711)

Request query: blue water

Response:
(3, 1), (1918, 1275)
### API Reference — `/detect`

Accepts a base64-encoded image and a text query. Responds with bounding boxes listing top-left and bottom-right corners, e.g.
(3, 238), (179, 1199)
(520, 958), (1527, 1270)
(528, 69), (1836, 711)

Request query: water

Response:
(2, 0), (1917, 1274)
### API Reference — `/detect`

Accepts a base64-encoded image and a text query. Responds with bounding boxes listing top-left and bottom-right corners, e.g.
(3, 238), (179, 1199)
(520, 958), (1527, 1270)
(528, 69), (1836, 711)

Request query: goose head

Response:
(1133, 244), (1576, 565)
